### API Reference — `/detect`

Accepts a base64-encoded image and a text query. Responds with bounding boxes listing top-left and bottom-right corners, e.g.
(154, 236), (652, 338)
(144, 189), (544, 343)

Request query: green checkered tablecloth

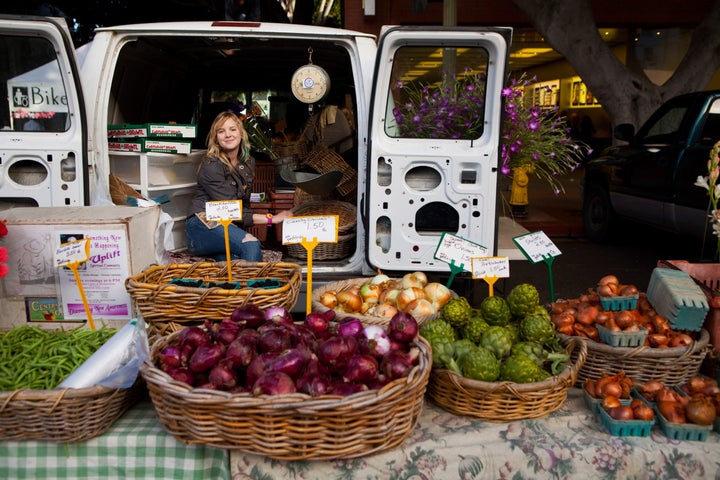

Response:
(0, 399), (230, 480)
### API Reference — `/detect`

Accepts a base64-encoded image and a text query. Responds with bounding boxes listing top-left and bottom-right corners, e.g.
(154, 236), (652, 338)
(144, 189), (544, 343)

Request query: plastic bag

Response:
(58, 319), (150, 389)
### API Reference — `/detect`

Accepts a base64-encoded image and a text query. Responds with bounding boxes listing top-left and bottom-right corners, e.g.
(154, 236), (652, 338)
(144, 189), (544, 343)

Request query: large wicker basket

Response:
(426, 337), (587, 422)
(559, 329), (710, 386)
(141, 332), (432, 461)
(311, 277), (454, 326)
(125, 260), (302, 335)
(0, 380), (144, 442)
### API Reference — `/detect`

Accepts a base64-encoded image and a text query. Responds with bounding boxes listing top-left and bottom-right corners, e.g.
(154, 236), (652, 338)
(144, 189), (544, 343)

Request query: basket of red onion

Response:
(140, 304), (431, 460)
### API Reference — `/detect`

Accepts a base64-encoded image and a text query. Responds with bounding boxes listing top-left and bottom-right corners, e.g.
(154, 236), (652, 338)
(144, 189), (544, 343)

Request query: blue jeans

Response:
(185, 214), (262, 262)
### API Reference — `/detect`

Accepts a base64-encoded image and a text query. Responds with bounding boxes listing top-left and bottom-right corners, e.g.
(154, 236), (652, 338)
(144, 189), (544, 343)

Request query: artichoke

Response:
(419, 318), (456, 342)
(520, 312), (556, 345)
(453, 338), (477, 364)
(479, 296), (512, 326)
(440, 297), (473, 330)
(459, 345), (500, 382)
(479, 325), (513, 360)
(460, 310), (489, 343)
(499, 353), (550, 383)
(506, 283), (540, 319)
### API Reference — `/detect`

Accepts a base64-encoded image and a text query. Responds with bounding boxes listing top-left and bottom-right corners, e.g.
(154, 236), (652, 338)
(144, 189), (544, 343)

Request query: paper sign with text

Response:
(433, 232), (488, 271)
(206, 200), (242, 221)
(55, 238), (90, 267)
(512, 230), (561, 263)
(471, 256), (510, 279)
(282, 215), (339, 244)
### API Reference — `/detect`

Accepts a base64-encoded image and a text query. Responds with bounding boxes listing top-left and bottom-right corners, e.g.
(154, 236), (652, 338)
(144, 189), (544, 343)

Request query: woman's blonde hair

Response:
(205, 111), (250, 170)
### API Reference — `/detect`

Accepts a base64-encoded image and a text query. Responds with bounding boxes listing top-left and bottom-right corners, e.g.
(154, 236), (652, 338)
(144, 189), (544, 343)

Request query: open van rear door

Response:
(366, 26), (510, 272)
(0, 15), (88, 208)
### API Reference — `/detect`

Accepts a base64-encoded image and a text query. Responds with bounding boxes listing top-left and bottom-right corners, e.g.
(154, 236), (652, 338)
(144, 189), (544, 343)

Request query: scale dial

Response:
(291, 64), (331, 104)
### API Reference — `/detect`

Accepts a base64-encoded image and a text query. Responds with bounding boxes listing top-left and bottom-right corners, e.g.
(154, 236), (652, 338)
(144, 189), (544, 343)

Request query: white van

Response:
(0, 16), (511, 290)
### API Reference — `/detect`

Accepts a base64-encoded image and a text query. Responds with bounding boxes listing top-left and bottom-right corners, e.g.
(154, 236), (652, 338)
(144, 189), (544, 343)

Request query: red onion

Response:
(213, 317), (241, 345)
(188, 343), (225, 373)
(230, 303), (265, 328)
(343, 354), (379, 384)
(290, 324), (317, 347)
(167, 367), (195, 386)
(208, 359), (238, 390)
(304, 312), (330, 337)
(159, 345), (182, 371)
(252, 371), (297, 395)
(178, 326), (210, 351)
(264, 306), (294, 326)
(380, 350), (415, 380)
(317, 335), (358, 371)
(246, 351), (279, 387)
(328, 381), (367, 396)
(269, 346), (311, 379)
(388, 312), (419, 343)
(225, 331), (259, 370)
(359, 325), (391, 357)
(337, 317), (363, 338)
(258, 326), (292, 353)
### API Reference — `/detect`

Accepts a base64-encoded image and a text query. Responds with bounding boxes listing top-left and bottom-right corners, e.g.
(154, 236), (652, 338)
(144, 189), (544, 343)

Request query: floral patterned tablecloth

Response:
(230, 388), (720, 480)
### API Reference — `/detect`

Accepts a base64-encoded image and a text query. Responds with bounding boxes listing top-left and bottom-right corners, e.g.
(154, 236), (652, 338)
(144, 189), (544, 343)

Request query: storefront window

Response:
(0, 35), (70, 132)
(385, 45), (489, 140)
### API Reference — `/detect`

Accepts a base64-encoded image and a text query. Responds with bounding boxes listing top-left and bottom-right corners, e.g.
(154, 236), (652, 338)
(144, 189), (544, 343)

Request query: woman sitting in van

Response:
(185, 111), (292, 261)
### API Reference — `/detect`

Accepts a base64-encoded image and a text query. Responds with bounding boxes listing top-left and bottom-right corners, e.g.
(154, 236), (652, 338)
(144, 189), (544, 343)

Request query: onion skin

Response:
(658, 400), (687, 424)
(685, 397), (716, 425)
(608, 405), (634, 421)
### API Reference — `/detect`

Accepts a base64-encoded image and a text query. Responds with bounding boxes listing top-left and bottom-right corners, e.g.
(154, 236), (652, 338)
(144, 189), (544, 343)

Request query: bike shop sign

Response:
(7, 62), (68, 125)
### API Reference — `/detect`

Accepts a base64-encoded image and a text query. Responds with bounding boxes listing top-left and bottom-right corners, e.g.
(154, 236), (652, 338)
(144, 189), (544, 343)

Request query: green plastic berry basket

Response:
(596, 324), (648, 348)
(583, 389), (631, 414)
(598, 406), (654, 437)
(597, 290), (639, 311)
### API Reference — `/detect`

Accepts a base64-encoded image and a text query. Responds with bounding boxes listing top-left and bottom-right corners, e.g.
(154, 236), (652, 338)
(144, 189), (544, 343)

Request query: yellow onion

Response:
(406, 298), (436, 318)
(378, 287), (401, 306)
(336, 290), (362, 313)
(359, 283), (381, 305)
(397, 287), (425, 312)
(319, 291), (337, 309)
(373, 303), (398, 319)
(423, 282), (452, 309)
(401, 271), (428, 289)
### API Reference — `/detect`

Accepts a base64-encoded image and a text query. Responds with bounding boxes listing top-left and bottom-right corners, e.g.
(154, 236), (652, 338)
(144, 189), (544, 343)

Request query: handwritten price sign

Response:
(282, 215), (339, 244)
(471, 256), (510, 279)
(512, 230), (561, 264)
(433, 232), (488, 271)
(55, 238), (90, 268)
(206, 200), (242, 221)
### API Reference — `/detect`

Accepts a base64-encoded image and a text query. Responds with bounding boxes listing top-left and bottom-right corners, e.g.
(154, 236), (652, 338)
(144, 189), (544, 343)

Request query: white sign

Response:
(206, 200), (242, 221)
(471, 256), (510, 279)
(54, 238), (89, 267)
(433, 232), (488, 271)
(512, 231), (562, 264)
(282, 215), (338, 244)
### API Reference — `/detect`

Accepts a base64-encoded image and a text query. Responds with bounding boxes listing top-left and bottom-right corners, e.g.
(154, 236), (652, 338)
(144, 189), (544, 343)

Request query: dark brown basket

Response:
(426, 337), (587, 422)
(558, 328), (710, 386)
(141, 333), (431, 460)
(302, 145), (357, 198)
(0, 380), (144, 442)
(125, 261), (302, 335)
(286, 232), (356, 260)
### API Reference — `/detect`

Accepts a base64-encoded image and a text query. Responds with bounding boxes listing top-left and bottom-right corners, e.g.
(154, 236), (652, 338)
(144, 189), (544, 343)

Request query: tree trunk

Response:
(510, 0), (720, 131)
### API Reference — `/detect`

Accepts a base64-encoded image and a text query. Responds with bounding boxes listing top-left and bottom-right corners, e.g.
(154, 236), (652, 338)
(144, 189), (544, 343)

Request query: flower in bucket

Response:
(694, 140), (720, 259)
(392, 71), (586, 193)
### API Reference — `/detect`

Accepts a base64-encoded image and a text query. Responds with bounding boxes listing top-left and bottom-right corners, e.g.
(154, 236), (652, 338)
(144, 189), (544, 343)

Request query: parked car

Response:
(582, 90), (720, 243)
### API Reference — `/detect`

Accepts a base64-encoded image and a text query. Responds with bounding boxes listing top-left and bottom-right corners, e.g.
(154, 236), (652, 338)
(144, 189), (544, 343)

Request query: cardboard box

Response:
(109, 138), (193, 154)
(0, 206), (161, 330)
(107, 123), (197, 138)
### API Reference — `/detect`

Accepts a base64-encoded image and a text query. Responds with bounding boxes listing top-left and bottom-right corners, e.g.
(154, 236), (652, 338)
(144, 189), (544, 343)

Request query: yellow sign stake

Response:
(220, 218), (233, 282)
(483, 275), (499, 297)
(300, 237), (319, 315)
(68, 261), (96, 330)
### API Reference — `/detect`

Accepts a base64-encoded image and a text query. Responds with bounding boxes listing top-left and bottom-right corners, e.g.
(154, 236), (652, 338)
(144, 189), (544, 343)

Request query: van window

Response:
(385, 46), (489, 140)
(0, 35), (70, 132)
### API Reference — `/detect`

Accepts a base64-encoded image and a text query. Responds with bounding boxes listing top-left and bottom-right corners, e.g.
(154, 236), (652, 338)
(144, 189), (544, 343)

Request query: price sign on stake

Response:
(54, 238), (95, 329)
(206, 200), (243, 281)
(283, 215), (339, 314)
(512, 230), (562, 301)
(433, 232), (488, 288)
(471, 256), (510, 297)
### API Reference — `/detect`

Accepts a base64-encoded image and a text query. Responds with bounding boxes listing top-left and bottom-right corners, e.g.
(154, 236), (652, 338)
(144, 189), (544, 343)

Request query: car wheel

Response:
(583, 184), (614, 242)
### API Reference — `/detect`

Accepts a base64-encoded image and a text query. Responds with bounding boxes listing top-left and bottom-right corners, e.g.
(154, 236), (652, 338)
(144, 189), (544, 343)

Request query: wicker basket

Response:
(311, 277), (453, 326)
(291, 200), (357, 234)
(125, 261), (302, 335)
(302, 145), (357, 198)
(0, 380), (144, 442)
(286, 232), (356, 260)
(426, 337), (587, 422)
(141, 333), (431, 460)
(558, 328), (710, 386)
